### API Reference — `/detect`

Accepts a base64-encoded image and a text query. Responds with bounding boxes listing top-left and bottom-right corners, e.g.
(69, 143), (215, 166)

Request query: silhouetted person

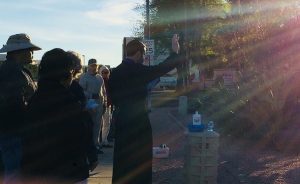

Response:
(68, 51), (86, 107)
(108, 35), (181, 184)
(22, 48), (96, 183)
(68, 51), (98, 171)
(0, 33), (41, 184)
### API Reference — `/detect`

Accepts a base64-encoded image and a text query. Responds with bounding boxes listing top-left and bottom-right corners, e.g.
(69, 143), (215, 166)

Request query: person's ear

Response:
(133, 51), (141, 60)
(137, 50), (142, 57)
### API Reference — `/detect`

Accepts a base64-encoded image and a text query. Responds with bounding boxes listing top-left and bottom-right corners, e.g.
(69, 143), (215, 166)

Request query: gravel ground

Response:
(150, 107), (300, 184)
(150, 107), (185, 184)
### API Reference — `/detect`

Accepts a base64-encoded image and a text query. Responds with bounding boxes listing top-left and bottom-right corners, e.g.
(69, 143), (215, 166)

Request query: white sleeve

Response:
(99, 76), (106, 103)
(102, 80), (107, 103)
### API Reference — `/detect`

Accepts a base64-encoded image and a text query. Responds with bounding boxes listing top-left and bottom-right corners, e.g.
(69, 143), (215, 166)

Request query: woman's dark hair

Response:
(67, 51), (82, 70)
(38, 48), (73, 81)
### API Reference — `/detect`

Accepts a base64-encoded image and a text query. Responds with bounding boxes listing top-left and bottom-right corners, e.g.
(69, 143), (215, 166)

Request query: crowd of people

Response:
(0, 33), (182, 184)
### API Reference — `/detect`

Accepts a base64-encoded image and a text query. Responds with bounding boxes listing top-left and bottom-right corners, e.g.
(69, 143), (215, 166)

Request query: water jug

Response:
(192, 111), (201, 125)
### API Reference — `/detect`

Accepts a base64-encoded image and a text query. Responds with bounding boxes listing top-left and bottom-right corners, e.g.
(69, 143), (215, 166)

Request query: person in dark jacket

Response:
(0, 33), (41, 184)
(22, 48), (96, 183)
(68, 51), (86, 107)
(108, 34), (181, 184)
(68, 50), (98, 170)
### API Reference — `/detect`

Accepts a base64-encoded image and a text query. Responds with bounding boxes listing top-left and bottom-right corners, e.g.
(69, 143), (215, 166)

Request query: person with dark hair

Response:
(108, 35), (182, 184)
(67, 50), (98, 171)
(0, 33), (41, 184)
(22, 48), (95, 183)
(67, 51), (86, 107)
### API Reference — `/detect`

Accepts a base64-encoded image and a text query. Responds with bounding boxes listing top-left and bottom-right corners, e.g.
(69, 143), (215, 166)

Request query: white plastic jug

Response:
(153, 145), (170, 158)
(192, 111), (201, 125)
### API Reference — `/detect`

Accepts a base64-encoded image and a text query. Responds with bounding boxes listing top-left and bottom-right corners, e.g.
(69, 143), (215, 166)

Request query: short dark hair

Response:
(38, 48), (73, 81)
(126, 39), (145, 57)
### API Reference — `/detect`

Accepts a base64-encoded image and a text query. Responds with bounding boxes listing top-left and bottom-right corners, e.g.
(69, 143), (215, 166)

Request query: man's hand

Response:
(172, 34), (180, 54)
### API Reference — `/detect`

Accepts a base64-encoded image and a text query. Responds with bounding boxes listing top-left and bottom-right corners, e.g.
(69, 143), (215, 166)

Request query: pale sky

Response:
(0, 0), (143, 67)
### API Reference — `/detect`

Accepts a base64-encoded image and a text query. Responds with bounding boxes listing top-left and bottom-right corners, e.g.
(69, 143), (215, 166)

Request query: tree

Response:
(133, 0), (231, 91)
(133, 0), (300, 92)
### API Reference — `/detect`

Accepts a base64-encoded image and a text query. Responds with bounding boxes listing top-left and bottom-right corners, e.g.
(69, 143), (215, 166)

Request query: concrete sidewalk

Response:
(88, 146), (114, 184)
(87, 106), (186, 184)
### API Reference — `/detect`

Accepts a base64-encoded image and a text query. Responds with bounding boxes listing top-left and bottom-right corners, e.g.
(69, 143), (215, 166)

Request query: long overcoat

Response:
(0, 60), (36, 136)
(22, 80), (94, 183)
(108, 53), (181, 184)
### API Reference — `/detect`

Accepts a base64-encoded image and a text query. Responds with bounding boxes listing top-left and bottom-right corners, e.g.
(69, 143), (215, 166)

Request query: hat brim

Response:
(0, 43), (41, 53)
(88, 63), (97, 66)
(99, 65), (109, 74)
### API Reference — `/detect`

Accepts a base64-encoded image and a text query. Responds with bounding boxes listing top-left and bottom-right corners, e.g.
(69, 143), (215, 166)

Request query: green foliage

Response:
(137, 0), (300, 149)
(188, 78), (277, 142)
(134, 0), (230, 57)
(134, 0), (300, 68)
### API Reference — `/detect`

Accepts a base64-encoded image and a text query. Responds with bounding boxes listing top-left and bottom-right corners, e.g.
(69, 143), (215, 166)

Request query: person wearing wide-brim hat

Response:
(0, 33), (41, 184)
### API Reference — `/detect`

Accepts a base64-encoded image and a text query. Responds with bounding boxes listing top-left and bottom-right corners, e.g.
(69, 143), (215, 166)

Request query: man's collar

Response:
(87, 71), (97, 76)
(5, 59), (23, 70)
(123, 58), (136, 65)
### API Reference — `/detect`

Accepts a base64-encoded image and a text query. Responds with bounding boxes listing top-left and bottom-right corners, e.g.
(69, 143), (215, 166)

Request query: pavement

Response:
(87, 91), (188, 184)
(88, 146), (114, 184)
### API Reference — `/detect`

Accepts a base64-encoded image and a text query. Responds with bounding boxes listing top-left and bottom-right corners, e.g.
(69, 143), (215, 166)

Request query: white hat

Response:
(99, 65), (110, 74)
(0, 33), (41, 53)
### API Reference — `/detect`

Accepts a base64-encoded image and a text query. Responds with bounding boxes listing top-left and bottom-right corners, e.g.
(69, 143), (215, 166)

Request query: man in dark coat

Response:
(108, 35), (181, 184)
(0, 33), (41, 183)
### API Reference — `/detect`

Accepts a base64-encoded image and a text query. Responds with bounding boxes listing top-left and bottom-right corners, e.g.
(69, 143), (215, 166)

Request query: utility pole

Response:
(184, 0), (189, 90)
(82, 54), (85, 66)
(146, 0), (152, 112)
(237, 0), (241, 15)
(82, 54), (86, 73)
(146, 0), (150, 40)
(145, 0), (151, 67)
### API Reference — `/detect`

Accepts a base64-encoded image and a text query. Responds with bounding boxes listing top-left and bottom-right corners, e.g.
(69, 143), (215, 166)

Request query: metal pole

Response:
(82, 54), (85, 66)
(146, 0), (152, 112)
(184, 0), (189, 89)
(237, 0), (241, 15)
(146, 0), (150, 40)
(146, 0), (151, 66)
(82, 54), (86, 73)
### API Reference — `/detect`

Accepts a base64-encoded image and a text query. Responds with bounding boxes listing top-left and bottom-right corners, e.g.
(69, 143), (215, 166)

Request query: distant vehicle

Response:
(157, 74), (177, 89)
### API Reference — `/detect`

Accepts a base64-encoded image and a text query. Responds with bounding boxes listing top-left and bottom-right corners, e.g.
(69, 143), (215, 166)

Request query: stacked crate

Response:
(184, 130), (219, 184)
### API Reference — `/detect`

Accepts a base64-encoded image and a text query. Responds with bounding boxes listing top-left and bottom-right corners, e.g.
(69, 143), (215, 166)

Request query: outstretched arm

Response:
(138, 34), (183, 83)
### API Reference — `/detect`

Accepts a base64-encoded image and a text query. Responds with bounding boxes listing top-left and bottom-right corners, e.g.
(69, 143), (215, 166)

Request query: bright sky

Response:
(0, 0), (143, 67)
